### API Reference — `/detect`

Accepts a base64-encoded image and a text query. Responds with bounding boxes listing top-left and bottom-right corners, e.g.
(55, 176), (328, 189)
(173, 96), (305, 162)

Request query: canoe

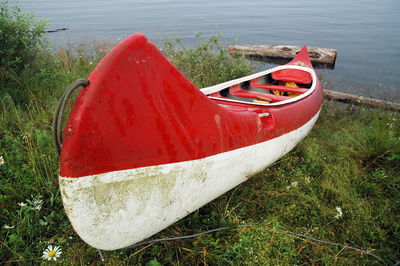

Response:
(58, 33), (323, 250)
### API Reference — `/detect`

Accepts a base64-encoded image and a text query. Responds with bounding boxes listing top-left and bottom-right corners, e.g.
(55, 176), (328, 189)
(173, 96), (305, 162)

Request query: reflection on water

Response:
(18, 0), (400, 100)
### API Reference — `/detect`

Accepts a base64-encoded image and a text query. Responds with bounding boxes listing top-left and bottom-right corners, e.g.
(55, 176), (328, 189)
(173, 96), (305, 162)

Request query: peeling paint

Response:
(59, 110), (320, 250)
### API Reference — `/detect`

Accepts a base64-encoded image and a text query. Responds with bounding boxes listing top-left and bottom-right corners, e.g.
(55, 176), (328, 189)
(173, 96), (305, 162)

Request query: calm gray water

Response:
(19, 0), (400, 100)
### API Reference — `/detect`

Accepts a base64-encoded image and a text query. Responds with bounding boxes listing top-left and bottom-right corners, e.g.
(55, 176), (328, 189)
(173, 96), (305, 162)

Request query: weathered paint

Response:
(59, 34), (322, 178)
(58, 33), (323, 250)
(60, 109), (319, 250)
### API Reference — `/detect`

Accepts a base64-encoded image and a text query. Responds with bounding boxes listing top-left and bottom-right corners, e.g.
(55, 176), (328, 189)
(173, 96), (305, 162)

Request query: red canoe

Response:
(58, 33), (323, 250)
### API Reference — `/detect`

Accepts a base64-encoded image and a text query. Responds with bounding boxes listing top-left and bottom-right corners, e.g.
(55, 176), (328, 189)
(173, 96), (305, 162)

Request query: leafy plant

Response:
(0, 0), (47, 103)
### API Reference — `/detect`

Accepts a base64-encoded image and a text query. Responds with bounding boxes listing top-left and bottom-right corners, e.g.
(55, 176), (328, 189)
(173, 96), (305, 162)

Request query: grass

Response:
(0, 34), (399, 265)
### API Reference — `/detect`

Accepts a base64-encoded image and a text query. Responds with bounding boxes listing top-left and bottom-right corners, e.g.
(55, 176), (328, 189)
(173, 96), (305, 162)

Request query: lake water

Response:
(19, 0), (400, 100)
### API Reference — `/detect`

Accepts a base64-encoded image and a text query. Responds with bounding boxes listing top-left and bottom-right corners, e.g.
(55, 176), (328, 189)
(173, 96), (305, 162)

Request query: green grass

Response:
(0, 34), (399, 265)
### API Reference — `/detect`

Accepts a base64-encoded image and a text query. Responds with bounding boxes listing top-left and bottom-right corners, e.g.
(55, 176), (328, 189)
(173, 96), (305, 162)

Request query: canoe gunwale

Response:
(201, 65), (317, 106)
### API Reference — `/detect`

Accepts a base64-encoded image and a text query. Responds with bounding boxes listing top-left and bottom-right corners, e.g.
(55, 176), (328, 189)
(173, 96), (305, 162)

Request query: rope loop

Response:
(53, 79), (90, 155)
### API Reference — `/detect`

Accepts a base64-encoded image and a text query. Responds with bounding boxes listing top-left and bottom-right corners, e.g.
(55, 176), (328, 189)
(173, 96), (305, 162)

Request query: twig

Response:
(329, 244), (348, 264)
(0, 239), (22, 259)
(3, 257), (42, 264)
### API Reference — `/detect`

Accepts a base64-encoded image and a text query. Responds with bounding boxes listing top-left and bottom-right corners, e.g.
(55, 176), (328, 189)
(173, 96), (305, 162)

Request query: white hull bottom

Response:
(59, 110), (320, 250)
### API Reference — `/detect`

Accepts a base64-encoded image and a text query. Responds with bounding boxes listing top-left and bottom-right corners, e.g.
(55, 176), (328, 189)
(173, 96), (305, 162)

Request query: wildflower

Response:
(334, 206), (343, 219)
(291, 181), (298, 187)
(33, 199), (43, 210)
(305, 177), (311, 184)
(42, 245), (62, 261)
(0, 155), (4, 166)
(22, 132), (31, 142)
(18, 202), (27, 207)
(3, 224), (14, 229)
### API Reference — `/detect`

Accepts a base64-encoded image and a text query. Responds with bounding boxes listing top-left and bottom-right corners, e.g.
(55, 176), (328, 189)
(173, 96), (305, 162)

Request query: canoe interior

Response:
(209, 71), (313, 105)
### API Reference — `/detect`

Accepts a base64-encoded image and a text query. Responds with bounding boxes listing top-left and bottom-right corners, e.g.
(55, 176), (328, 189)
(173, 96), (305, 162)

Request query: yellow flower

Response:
(42, 245), (62, 261)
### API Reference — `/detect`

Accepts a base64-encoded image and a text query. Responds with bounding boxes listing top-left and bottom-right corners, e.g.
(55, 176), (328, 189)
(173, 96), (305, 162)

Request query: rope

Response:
(118, 225), (390, 265)
(53, 79), (90, 155)
(277, 229), (386, 264)
(126, 226), (250, 249)
(97, 249), (104, 261)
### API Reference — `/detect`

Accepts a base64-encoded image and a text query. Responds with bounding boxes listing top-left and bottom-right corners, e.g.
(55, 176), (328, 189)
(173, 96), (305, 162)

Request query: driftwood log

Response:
(46, 28), (69, 33)
(323, 90), (400, 112)
(229, 44), (338, 69)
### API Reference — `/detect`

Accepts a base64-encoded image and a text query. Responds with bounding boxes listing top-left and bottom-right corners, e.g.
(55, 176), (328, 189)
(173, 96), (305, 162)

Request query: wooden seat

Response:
(229, 84), (291, 102)
(250, 78), (308, 94)
(271, 69), (312, 84)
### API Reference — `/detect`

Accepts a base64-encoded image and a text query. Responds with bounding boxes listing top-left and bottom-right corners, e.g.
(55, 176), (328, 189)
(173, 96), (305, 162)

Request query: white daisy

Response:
(335, 206), (343, 219)
(3, 224), (14, 229)
(291, 181), (298, 187)
(42, 245), (62, 261)
(0, 155), (4, 166)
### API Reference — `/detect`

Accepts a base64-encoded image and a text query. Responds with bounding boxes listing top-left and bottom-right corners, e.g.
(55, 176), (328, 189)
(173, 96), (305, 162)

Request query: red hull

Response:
(60, 33), (322, 178)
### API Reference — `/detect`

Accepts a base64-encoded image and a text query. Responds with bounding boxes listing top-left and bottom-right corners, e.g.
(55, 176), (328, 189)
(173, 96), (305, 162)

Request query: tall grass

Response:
(162, 33), (253, 88)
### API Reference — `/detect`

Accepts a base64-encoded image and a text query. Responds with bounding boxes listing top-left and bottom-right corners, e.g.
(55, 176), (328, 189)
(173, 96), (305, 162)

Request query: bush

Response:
(0, 0), (47, 103)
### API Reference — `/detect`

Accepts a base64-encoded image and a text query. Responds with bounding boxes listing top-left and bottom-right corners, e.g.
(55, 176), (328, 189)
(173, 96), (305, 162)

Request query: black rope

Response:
(125, 226), (248, 249)
(115, 225), (389, 265)
(53, 79), (90, 155)
(277, 229), (387, 265)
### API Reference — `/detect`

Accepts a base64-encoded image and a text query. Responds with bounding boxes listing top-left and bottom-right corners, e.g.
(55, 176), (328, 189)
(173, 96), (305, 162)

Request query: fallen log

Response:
(46, 27), (69, 33)
(323, 89), (400, 112)
(229, 44), (338, 69)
